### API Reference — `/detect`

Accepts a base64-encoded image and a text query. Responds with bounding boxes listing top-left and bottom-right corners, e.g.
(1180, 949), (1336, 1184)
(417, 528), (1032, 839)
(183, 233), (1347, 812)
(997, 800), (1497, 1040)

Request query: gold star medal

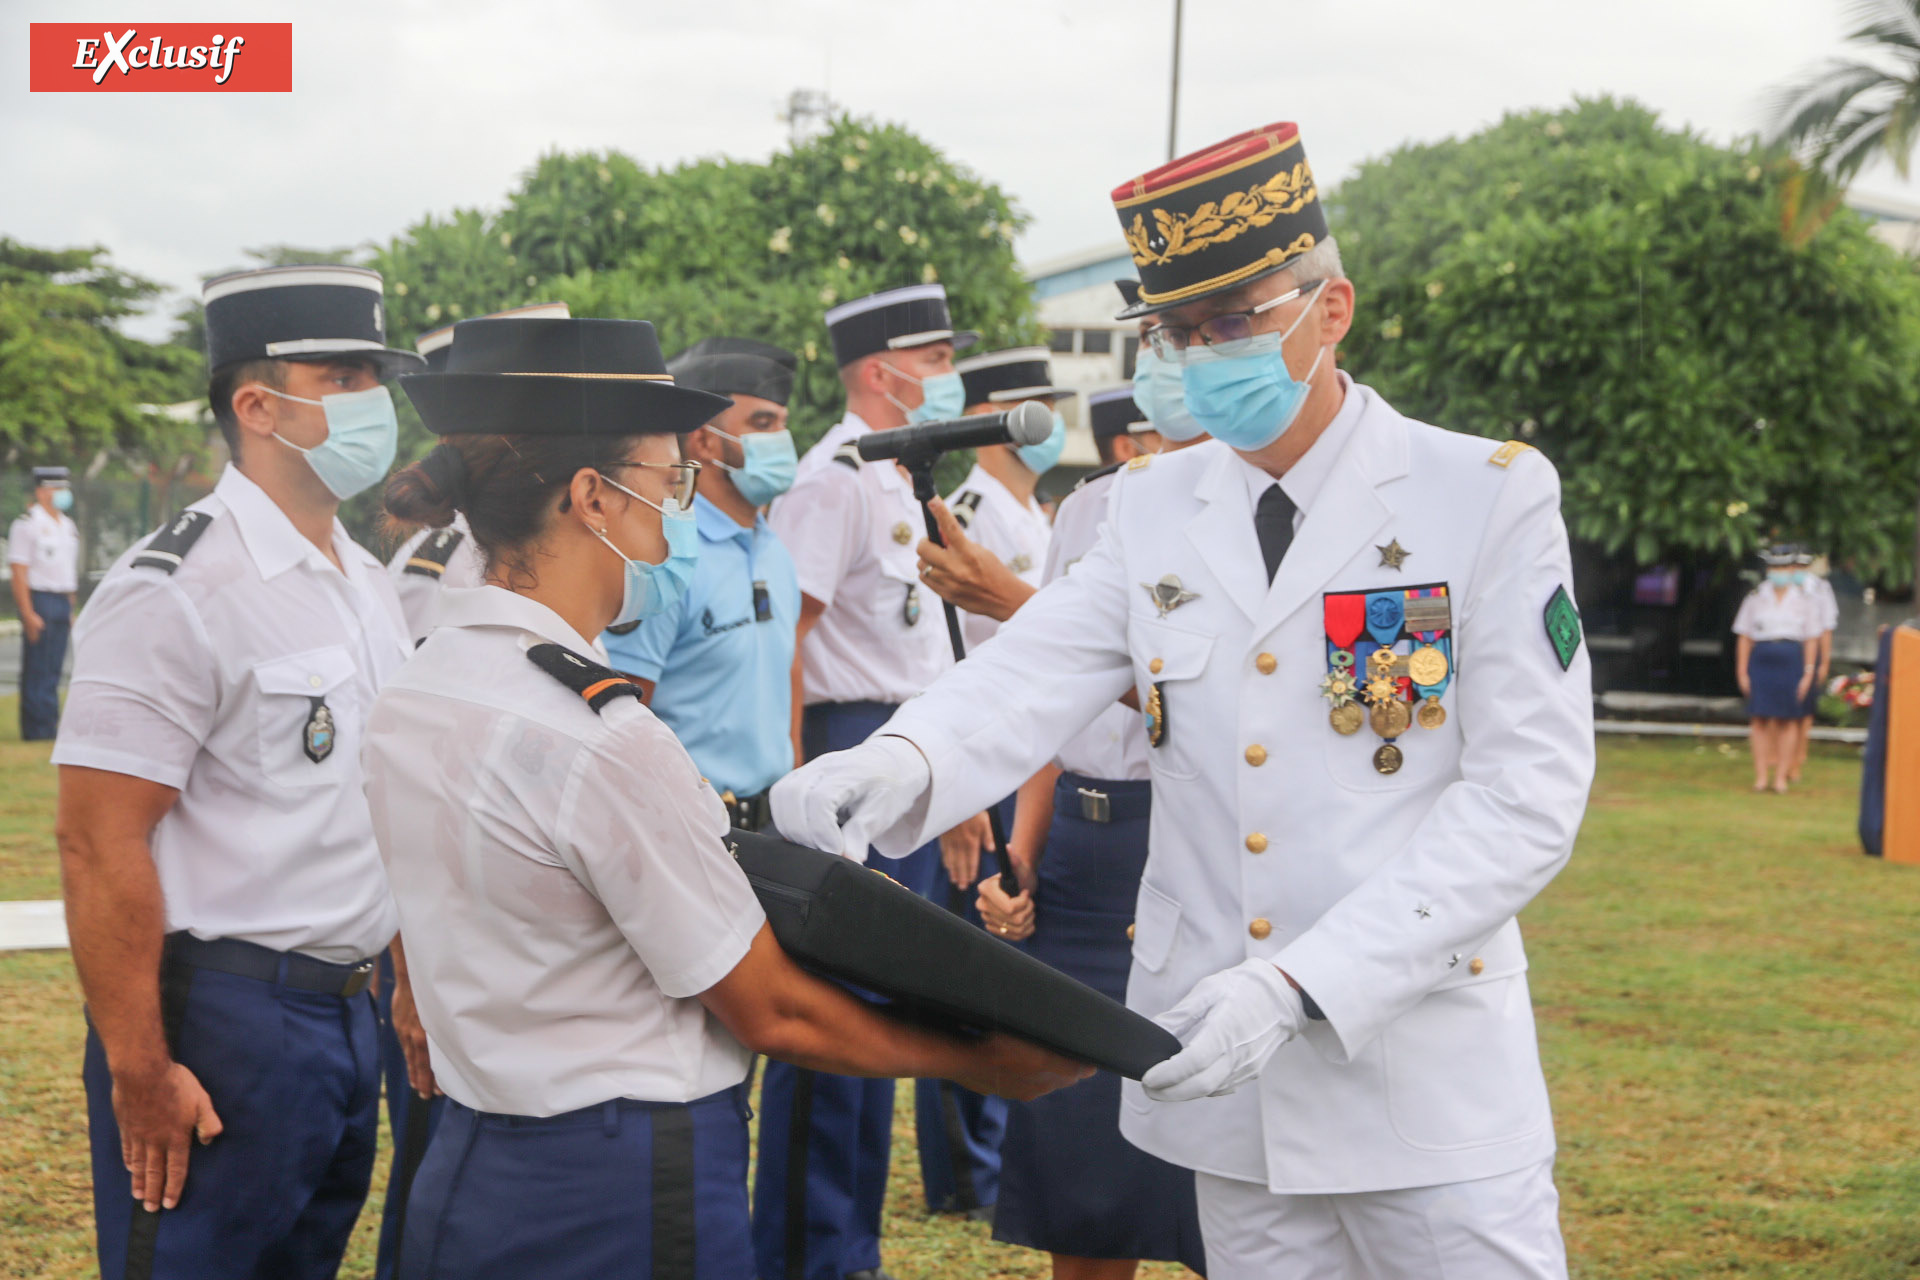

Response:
(1376, 539), (1410, 571)
(892, 521), (913, 546)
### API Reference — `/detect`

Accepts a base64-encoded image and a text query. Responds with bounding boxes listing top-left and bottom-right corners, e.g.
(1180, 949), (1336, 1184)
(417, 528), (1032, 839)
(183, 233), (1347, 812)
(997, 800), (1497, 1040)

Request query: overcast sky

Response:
(3, 0), (1912, 339)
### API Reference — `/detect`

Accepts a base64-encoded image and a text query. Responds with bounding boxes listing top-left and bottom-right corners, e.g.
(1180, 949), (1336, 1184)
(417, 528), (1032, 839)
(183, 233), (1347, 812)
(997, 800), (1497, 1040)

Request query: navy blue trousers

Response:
(401, 1087), (753, 1279)
(20, 589), (69, 740)
(753, 701), (1004, 1280)
(374, 952), (446, 1280)
(84, 956), (381, 1280)
(993, 775), (1206, 1272)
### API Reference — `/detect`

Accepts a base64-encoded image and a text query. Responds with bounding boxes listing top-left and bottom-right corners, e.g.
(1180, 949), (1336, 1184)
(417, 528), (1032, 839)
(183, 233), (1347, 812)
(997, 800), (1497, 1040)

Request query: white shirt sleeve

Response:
(1731, 591), (1761, 638)
(7, 515), (34, 568)
(51, 574), (218, 789)
(554, 707), (766, 999)
(771, 464), (861, 608)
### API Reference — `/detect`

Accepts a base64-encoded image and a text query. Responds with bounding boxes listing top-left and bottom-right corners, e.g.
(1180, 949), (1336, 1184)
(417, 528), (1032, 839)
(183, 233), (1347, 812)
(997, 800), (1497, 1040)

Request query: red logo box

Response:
(29, 23), (292, 92)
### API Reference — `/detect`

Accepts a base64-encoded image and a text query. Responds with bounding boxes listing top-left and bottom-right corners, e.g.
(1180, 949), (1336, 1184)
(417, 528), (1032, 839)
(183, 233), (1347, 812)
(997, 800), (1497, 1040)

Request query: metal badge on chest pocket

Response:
(1129, 613), (1213, 773)
(252, 646), (358, 786)
(1319, 582), (1454, 777)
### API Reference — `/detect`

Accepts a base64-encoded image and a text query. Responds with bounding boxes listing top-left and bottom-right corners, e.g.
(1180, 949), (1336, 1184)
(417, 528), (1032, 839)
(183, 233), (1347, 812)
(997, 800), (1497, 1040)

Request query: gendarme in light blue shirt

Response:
(602, 493), (799, 798)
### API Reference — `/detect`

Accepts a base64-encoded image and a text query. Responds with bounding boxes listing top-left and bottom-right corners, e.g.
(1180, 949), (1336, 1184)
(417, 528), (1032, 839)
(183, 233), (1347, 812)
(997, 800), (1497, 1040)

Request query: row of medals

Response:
(1319, 644), (1449, 774)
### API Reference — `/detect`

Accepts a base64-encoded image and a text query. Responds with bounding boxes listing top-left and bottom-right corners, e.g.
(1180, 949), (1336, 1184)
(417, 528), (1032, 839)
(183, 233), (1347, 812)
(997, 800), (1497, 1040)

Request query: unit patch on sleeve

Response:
(1543, 585), (1583, 671)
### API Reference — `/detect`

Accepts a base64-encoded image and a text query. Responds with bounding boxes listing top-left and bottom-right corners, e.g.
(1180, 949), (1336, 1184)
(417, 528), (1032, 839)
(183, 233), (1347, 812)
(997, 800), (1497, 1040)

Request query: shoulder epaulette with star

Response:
(1072, 462), (1123, 492)
(131, 511), (214, 575)
(403, 527), (467, 579)
(951, 490), (983, 529)
(527, 643), (645, 714)
(832, 442), (863, 471)
(1488, 440), (1537, 468)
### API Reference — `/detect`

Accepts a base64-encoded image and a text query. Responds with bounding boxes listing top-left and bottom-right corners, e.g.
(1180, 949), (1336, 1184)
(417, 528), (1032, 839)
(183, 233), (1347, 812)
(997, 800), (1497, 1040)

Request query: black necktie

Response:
(1255, 484), (1297, 584)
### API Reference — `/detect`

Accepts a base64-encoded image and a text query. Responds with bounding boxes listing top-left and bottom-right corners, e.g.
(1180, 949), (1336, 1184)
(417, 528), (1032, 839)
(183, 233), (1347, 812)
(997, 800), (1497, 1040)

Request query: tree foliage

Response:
(370, 116), (1040, 458)
(0, 240), (199, 462)
(1333, 98), (1920, 584)
(1767, 0), (1920, 183)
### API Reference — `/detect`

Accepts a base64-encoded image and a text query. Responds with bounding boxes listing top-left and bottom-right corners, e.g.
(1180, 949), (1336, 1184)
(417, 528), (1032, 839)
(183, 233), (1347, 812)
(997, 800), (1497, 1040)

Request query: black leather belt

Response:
(720, 788), (774, 833)
(165, 932), (375, 998)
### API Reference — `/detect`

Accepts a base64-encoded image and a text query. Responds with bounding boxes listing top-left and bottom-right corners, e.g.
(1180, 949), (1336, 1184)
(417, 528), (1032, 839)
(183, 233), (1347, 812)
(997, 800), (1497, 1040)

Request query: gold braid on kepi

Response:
(1109, 122), (1329, 319)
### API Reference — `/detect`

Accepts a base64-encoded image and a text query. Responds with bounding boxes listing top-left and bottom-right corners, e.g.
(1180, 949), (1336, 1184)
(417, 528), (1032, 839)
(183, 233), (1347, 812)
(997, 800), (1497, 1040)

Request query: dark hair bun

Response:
(383, 443), (465, 529)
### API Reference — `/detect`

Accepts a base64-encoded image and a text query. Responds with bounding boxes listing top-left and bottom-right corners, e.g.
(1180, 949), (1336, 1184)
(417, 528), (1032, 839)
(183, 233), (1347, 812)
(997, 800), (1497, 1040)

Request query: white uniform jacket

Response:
(875, 383), (1595, 1194)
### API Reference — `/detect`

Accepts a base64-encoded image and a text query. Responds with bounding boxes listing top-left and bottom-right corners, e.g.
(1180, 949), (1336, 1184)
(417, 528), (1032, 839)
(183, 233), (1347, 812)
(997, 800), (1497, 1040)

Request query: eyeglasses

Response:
(1144, 281), (1323, 360)
(604, 459), (701, 508)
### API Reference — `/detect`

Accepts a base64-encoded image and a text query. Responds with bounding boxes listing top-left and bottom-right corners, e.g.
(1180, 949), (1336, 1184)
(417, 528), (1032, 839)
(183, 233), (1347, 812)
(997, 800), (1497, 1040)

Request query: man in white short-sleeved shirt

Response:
(52, 265), (422, 1280)
(9, 464), (81, 739)
(759, 283), (985, 1279)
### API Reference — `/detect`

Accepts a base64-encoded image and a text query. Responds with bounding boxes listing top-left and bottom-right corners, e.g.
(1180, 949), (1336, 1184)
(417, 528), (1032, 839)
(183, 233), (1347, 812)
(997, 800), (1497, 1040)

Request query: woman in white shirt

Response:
(362, 316), (1085, 1280)
(1732, 545), (1820, 794)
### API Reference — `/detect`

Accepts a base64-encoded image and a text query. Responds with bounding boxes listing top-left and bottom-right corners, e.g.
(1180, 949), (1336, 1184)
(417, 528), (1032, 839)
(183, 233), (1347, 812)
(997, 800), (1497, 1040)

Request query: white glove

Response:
(770, 734), (931, 861)
(1141, 959), (1306, 1102)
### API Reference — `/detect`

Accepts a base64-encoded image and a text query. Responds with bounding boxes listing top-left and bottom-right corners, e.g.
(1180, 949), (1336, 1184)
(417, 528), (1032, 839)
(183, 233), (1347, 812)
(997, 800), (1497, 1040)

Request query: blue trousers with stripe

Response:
(84, 960), (380, 1280)
(401, 1087), (753, 1279)
(374, 951), (446, 1280)
(752, 701), (1004, 1280)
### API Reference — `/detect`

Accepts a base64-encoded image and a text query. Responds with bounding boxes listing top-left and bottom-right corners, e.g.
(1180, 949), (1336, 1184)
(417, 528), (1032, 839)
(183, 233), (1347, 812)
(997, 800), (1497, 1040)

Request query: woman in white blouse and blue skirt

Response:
(361, 316), (1087, 1279)
(1732, 545), (1819, 794)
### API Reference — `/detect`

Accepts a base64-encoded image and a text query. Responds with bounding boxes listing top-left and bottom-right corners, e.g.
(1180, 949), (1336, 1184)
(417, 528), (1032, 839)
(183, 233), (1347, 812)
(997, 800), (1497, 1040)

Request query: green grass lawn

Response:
(3, 725), (1915, 1278)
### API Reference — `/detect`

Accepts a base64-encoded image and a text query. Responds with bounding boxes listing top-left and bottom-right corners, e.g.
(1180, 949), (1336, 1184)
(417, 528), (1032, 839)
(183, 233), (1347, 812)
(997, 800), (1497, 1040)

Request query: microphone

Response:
(856, 400), (1055, 463)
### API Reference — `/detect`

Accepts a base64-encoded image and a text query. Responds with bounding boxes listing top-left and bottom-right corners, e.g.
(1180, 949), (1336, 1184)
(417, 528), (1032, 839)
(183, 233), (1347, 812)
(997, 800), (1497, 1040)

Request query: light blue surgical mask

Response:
(257, 384), (400, 500)
(1130, 346), (1206, 442)
(1180, 282), (1328, 452)
(884, 364), (966, 424)
(1016, 409), (1068, 475)
(50, 488), (74, 513)
(591, 476), (700, 626)
(1767, 569), (1794, 587)
(706, 424), (798, 506)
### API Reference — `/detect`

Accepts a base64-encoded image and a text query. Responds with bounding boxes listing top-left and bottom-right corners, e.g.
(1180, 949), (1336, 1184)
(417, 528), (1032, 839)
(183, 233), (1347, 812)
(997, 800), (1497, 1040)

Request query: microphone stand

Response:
(902, 450), (1024, 899)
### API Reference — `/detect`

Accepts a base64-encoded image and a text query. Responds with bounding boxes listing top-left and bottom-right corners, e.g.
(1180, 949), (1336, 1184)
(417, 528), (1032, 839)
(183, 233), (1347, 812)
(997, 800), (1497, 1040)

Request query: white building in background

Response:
(1023, 244), (1139, 472)
(1847, 190), (1920, 255)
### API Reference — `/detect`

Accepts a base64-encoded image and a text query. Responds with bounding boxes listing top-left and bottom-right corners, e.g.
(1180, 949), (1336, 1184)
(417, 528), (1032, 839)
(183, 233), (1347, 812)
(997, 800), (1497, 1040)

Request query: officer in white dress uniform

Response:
(386, 304), (569, 643)
(363, 314), (1083, 1279)
(52, 265), (424, 1280)
(9, 464), (82, 739)
(774, 122), (1595, 1280)
(944, 347), (1071, 650)
(761, 283), (987, 1278)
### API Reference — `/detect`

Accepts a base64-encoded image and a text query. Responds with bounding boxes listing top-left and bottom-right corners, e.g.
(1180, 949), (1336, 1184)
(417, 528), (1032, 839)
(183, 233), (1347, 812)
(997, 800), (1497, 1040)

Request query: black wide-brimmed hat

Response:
(824, 284), (979, 367)
(202, 265), (425, 380)
(1087, 386), (1150, 441)
(400, 317), (732, 436)
(416, 301), (570, 373)
(955, 346), (1072, 407)
(668, 337), (799, 407)
(1110, 122), (1328, 319)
